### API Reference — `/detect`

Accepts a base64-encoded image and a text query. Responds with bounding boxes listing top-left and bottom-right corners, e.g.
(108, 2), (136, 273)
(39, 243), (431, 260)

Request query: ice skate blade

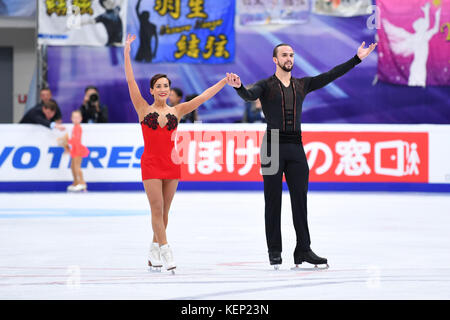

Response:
(148, 261), (163, 272)
(272, 264), (281, 270)
(167, 267), (176, 275)
(148, 266), (162, 272)
(291, 263), (329, 271)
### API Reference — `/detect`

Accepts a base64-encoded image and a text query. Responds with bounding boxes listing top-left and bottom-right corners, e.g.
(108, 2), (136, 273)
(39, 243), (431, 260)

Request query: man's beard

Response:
(278, 62), (293, 72)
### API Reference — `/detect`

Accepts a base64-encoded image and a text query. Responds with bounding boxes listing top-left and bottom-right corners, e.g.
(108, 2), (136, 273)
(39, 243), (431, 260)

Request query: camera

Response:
(89, 93), (99, 103)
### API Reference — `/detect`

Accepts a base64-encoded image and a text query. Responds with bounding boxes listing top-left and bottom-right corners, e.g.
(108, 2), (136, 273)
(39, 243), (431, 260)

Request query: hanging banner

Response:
(0, 0), (36, 17)
(38, 0), (128, 46)
(237, 0), (310, 25)
(312, 0), (372, 17)
(126, 0), (235, 64)
(377, 0), (450, 86)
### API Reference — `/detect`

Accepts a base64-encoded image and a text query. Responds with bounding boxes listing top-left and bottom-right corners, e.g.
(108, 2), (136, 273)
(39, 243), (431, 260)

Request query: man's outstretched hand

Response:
(357, 41), (377, 60)
(226, 73), (241, 88)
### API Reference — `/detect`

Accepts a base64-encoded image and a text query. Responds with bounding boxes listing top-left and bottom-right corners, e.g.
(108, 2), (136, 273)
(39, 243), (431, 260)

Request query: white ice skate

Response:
(74, 184), (87, 192)
(160, 244), (176, 274)
(148, 242), (163, 272)
(68, 184), (87, 192)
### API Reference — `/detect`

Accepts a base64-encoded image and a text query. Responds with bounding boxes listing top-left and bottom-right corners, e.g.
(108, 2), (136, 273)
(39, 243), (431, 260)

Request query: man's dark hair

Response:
(273, 43), (291, 58)
(85, 85), (99, 93)
(150, 74), (171, 89)
(42, 99), (57, 112)
(40, 87), (51, 93)
(171, 87), (183, 98)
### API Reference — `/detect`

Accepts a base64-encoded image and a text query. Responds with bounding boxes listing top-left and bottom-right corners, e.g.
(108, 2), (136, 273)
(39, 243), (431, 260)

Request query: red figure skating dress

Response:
(68, 124), (90, 158)
(140, 112), (181, 180)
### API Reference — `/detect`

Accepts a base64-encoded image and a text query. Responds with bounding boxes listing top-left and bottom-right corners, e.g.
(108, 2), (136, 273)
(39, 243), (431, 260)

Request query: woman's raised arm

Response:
(124, 34), (147, 115)
(174, 76), (228, 117)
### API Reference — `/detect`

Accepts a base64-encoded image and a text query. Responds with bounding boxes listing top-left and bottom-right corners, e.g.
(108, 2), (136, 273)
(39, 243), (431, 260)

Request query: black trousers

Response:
(261, 136), (311, 254)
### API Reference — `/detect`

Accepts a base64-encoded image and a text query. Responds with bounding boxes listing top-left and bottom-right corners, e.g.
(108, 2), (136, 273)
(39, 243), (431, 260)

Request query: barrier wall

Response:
(1, 124), (449, 192)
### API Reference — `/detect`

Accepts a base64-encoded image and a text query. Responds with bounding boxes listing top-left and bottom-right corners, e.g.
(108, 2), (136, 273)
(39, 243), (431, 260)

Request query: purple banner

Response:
(46, 1), (450, 124)
(377, 0), (450, 86)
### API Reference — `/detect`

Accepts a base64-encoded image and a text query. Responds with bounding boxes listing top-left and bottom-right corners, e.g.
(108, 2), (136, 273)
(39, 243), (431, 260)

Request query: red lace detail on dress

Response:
(141, 112), (178, 131)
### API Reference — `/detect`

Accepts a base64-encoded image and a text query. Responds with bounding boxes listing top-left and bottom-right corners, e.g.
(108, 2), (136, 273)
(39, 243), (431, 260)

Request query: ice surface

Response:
(1, 191), (449, 299)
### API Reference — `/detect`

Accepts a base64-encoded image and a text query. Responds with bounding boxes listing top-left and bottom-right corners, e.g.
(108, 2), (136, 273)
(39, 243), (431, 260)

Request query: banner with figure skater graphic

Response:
(377, 0), (450, 86)
(38, 0), (128, 46)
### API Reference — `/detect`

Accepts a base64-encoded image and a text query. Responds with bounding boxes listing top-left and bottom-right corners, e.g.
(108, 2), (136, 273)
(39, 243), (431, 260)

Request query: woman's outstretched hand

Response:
(124, 34), (136, 55)
(357, 41), (377, 60)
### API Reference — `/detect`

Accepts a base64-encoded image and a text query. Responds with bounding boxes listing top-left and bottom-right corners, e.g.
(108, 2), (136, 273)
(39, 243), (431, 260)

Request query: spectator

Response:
(20, 99), (65, 131)
(180, 94), (199, 123)
(243, 98), (265, 123)
(79, 86), (109, 123)
(168, 87), (183, 107)
(32, 87), (63, 123)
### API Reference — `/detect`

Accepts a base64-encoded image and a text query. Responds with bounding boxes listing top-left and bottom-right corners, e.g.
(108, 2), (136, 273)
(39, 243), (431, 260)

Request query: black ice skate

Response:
(293, 249), (329, 270)
(268, 251), (282, 270)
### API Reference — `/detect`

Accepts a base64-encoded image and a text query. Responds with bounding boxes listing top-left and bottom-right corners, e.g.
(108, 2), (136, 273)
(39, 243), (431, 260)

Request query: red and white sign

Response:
(173, 130), (429, 183)
(304, 132), (428, 183)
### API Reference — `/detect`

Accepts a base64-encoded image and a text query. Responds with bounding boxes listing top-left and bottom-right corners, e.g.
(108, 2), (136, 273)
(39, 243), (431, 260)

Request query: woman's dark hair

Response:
(150, 74), (171, 89)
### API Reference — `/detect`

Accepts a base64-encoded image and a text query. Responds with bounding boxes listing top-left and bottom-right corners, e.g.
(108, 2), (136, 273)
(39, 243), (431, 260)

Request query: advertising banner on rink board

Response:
(38, 0), (128, 46)
(176, 129), (429, 183)
(0, 124), (449, 191)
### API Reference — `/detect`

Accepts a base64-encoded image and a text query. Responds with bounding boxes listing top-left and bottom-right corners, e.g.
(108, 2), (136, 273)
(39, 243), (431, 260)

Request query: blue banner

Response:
(127, 0), (235, 63)
(0, 0), (35, 17)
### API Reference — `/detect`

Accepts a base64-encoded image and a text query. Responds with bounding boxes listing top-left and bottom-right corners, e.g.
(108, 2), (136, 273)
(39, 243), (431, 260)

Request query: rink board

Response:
(0, 123), (449, 192)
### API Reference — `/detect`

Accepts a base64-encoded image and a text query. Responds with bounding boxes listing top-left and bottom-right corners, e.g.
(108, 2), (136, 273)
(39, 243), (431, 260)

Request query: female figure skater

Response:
(66, 110), (90, 192)
(124, 34), (229, 272)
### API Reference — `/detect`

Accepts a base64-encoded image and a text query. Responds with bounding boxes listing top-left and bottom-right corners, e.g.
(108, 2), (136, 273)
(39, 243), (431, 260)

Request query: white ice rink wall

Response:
(0, 123), (449, 192)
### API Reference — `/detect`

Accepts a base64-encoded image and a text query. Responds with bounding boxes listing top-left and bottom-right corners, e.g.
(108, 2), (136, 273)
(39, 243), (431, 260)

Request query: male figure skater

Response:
(227, 41), (377, 269)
